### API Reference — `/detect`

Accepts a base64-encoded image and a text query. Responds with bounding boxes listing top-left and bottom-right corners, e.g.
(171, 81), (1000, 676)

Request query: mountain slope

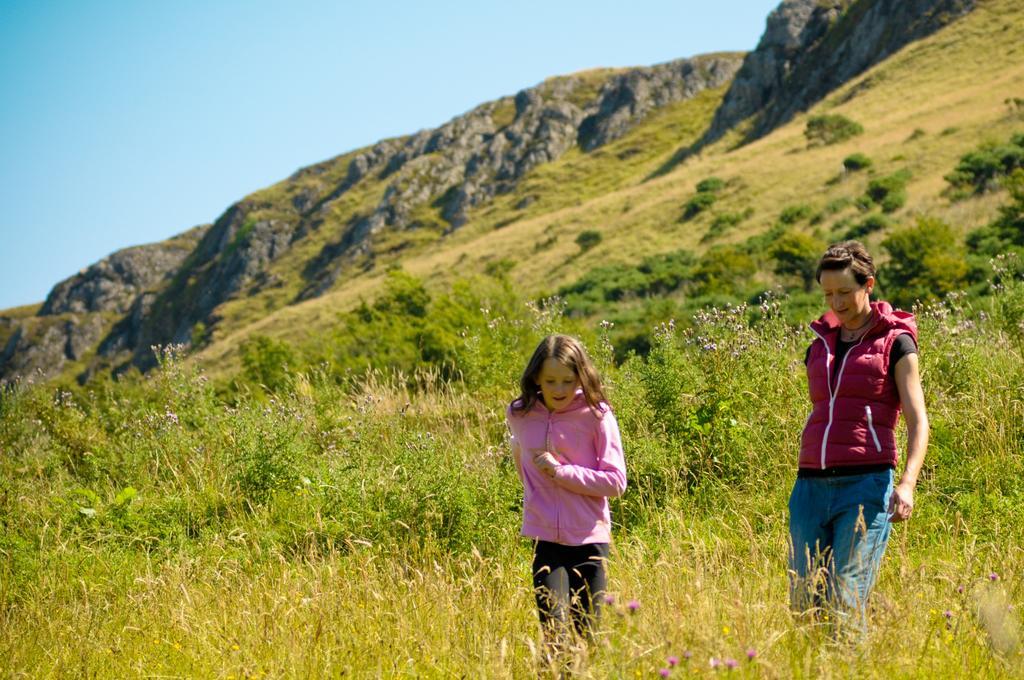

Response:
(195, 0), (1020, 375)
(3, 0), (1022, 386)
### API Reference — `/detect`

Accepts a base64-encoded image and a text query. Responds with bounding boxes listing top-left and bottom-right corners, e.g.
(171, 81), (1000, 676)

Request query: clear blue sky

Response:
(0, 0), (779, 311)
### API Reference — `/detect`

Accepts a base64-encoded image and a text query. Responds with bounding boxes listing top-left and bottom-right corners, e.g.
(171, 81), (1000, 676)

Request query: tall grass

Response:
(2, 277), (1024, 677)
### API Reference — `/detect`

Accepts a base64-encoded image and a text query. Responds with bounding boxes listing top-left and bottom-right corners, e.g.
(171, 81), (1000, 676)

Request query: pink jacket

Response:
(800, 300), (917, 469)
(506, 391), (627, 545)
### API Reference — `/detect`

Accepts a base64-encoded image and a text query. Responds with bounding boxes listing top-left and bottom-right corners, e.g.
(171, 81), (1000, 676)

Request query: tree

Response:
(770, 231), (823, 291)
(805, 114), (863, 146)
(881, 217), (968, 308)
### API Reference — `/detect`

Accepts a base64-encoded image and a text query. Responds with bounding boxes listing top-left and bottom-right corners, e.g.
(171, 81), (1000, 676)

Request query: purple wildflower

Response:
(627, 599), (640, 613)
(709, 657), (721, 669)
(659, 669), (671, 678)
(667, 656), (679, 667)
(604, 594), (615, 606)
(990, 572), (999, 582)
(746, 648), (757, 661)
(725, 658), (739, 670)
(957, 585), (965, 594)
(683, 651), (693, 661)
(944, 610), (953, 619)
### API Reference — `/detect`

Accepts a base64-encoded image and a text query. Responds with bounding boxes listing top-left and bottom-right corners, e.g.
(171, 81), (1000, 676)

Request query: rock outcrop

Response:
(0, 314), (106, 385)
(579, 54), (742, 151)
(39, 228), (205, 316)
(698, 0), (977, 148)
(298, 54), (744, 299)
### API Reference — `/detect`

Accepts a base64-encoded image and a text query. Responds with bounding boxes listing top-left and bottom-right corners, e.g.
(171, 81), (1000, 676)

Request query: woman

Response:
(789, 240), (929, 633)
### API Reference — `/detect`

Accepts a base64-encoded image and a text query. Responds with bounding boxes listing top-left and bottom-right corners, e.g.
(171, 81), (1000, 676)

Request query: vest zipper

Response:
(811, 321), (876, 469)
(865, 405), (882, 452)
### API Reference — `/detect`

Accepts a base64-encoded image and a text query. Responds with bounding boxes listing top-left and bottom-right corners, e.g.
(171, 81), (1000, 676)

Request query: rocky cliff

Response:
(698, 0), (976, 148)
(0, 53), (742, 383)
(298, 53), (743, 299)
(0, 226), (207, 384)
(0, 0), (985, 386)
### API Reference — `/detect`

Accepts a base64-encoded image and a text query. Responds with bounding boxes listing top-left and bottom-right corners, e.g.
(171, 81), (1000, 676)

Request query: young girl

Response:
(506, 334), (627, 647)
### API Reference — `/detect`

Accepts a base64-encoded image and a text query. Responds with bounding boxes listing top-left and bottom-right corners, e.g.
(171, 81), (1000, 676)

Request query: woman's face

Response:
(819, 267), (874, 325)
(536, 357), (579, 411)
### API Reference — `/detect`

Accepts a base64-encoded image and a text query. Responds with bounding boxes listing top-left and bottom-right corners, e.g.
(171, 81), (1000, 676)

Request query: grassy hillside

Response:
(2, 279), (1023, 676)
(3, 2), (1024, 676)
(178, 0), (1024, 379)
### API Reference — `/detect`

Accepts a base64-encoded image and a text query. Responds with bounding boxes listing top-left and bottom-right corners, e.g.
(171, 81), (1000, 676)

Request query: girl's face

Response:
(819, 267), (874, 326)
(536, 357), (579, 411)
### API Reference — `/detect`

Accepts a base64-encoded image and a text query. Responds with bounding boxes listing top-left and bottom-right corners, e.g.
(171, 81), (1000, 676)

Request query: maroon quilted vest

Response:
(799, 300), (917, 470)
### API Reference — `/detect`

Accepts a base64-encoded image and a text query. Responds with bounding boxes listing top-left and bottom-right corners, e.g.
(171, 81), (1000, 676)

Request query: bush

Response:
(779, 204), (812, 225)
(881, 217), (969, 307)
(692, 246), (757, 296)
(864, 170), (911, 213)
(575, 230), (603, 252)
(906, 128), (926, 142)
(843, 153), (873, 172)
(559, 250), (697, 315)
(805, 114), (864, 146)
(702, 209), (752, 243)
(240, 335), (298, 393)
(843, 213), (894, 240)
(945, 134), (1024, 199)
(812, 197), (853, 224)
(770, 231), (823, 291)
(695, 177), (726, 194)
(966, 169), (1024, 260)
(683, 191), (717, 219)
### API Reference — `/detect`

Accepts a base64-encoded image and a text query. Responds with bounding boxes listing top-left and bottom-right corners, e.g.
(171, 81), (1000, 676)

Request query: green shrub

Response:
(240, 335), (297, 393)
(843, 213), (894, 240)
(881, 217), (969, 307)
(813, 197), (853, 224)
(575, 230), (603, 252)
(804, 114), (864, 146)
(695, 177), (726, 194)
(779, 204), (812, 225)
(559, 250), (697, 315)
(864, 170), (911, 213)
(230, 402), (308, 505)
(702, 209), (752, 242)
(692, 246), (757, 296)
(945, 134), (1024, 199)
(842, 153), (873, 172)
(906, 128), (926, 142)
(966, 169), (1024, 260)
(683, 191), (717, 219)
(770, 231), (823, 291)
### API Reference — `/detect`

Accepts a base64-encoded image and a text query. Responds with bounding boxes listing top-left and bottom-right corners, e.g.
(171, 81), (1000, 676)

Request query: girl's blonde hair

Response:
(510, 334), (608, 416)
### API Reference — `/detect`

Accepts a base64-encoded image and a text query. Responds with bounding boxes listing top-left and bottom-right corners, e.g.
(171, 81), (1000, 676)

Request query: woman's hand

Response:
(532, 450), (562, 478)
(888, 481), (914, 522)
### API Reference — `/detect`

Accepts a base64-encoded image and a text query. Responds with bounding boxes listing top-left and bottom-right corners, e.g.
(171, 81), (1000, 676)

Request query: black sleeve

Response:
(889, 333), (918, 373)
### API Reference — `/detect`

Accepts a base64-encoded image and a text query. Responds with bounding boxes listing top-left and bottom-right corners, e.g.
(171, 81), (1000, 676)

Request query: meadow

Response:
(3, 3), (1024, 673)
(2, 261), (1024, 678)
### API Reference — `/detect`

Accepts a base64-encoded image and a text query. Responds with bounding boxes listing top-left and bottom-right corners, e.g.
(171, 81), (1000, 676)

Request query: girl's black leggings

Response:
(532, 540), (609, 637)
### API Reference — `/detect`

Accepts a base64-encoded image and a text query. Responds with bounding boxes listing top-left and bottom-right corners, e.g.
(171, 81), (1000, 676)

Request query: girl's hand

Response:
(888, 481), (914, 522)
(532, 450), (561, 478)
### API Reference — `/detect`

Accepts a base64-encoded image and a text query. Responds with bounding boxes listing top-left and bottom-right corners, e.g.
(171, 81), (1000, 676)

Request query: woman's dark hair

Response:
(510, 334), (608, 416)
(815, 240), (876, 285)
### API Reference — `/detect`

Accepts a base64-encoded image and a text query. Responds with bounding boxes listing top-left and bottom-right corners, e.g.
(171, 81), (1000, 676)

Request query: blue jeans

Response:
(788, 469), (894, 632)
